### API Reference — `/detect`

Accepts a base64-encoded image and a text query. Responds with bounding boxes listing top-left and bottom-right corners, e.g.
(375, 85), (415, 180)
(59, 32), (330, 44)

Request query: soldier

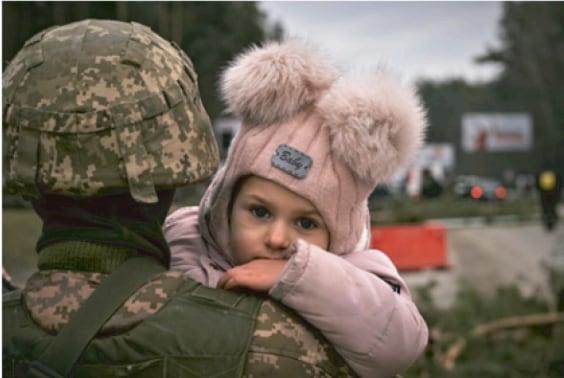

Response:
(2, 19), (354, 377)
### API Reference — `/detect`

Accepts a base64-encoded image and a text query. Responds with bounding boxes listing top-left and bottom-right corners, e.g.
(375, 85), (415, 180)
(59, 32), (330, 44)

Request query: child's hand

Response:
(217, 259), (287, 292)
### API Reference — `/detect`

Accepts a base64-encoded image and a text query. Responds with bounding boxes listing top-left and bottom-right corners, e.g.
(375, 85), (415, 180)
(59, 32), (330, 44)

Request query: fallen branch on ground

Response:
(472, 311), (564, 337)
(438, 311), (564, 370)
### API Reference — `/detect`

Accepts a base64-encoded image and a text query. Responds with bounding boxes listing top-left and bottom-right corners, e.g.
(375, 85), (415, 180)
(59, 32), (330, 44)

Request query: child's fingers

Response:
(217, 272), (235, 289)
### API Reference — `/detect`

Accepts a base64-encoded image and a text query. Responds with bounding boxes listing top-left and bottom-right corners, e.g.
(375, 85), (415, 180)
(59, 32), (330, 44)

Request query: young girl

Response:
(165, 41), (428, 378)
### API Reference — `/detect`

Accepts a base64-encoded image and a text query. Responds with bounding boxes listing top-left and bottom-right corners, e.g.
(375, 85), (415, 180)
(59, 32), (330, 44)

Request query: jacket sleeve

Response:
(163, 206), (217, 285)
(269, 240), (428, 378)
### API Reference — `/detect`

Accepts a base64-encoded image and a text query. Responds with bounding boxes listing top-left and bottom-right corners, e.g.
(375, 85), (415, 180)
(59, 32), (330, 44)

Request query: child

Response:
(165, 41), (429, 378)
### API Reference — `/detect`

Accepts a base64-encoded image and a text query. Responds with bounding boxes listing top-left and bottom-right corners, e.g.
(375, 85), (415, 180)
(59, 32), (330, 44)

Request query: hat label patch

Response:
(272, 144), (312, 179)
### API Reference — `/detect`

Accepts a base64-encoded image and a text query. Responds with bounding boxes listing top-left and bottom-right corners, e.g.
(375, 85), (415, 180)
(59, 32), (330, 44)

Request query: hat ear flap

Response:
(220, 41), (338, 126)
(318, 72), (427, 185)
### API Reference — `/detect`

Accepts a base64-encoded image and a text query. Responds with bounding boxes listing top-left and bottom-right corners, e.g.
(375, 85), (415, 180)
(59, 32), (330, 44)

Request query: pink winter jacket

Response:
(164, 206), (428, 378)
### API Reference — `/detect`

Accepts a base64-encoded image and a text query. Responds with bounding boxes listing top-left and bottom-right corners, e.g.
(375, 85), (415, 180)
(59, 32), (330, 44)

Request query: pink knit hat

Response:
(199, 41), (426, 265)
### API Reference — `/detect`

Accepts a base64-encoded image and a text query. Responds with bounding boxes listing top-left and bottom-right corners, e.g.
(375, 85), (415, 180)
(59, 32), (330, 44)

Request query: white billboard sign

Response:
(461, 113), (532, 152)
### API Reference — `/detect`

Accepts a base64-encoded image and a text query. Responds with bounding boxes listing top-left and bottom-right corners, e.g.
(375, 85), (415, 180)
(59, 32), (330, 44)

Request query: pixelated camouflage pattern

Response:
(2, 19), (219, 203)
(246, 300), (356, 377)
(24, 269), (186, 334)
(7, 269), (355, 377)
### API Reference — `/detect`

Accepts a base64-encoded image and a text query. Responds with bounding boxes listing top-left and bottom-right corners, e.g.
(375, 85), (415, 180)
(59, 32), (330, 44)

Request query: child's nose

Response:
(265, 221), (292, 251)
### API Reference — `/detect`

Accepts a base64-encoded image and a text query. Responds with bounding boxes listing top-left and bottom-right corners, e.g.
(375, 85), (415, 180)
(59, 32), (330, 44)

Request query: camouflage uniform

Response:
(2, 19), (354, 377)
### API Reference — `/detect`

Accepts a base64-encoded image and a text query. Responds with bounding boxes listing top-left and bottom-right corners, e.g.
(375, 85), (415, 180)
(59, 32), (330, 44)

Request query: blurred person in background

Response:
(2, 19), (354, 377)
(536, 160), (562, 231)
(420, 168), (443, 199)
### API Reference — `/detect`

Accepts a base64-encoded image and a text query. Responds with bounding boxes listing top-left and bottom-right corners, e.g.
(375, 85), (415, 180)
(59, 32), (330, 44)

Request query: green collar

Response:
(38, 241), (134, 274)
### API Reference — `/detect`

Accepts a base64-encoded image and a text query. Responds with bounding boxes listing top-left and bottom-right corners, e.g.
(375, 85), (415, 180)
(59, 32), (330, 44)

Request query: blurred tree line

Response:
(2, 2), (563, 179)
(419, 2), (564, 180)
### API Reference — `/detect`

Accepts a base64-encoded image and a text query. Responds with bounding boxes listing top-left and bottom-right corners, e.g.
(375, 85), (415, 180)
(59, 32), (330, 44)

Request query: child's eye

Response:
(297, 217), (317, 230)
(250, 206), (270, 219)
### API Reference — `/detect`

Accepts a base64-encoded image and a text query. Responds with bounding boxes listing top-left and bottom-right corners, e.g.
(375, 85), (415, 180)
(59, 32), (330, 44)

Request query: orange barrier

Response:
(370, 223), (448, 271)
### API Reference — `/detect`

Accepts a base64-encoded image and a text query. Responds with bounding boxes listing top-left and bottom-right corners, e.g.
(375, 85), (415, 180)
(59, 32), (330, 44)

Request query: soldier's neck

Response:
(38, 241), (133, 274)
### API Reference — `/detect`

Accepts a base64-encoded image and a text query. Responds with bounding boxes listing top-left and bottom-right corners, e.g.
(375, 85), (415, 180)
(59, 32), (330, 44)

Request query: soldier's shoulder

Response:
(246, 299), (355, 377)
(23, 269), (189, 334)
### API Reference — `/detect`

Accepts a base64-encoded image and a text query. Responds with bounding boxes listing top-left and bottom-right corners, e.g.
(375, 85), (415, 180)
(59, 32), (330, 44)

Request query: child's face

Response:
(229, 176), (330, 265)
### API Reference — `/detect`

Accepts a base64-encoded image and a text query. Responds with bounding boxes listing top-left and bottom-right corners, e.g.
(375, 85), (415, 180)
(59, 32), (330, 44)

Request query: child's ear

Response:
(318, 72), (427, 186)
(220, 41), (338, 127)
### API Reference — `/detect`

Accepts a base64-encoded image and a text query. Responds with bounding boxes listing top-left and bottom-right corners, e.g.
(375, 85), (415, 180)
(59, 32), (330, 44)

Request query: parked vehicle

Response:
(454, 175), (507, 201)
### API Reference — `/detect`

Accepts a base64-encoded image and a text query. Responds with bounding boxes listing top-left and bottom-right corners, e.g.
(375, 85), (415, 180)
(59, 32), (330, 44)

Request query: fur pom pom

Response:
(221, 41), (338, 126)
(317, 72), (427, 185)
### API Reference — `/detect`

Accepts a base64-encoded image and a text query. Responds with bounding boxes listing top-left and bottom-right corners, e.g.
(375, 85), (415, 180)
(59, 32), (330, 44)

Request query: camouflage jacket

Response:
(3, 268), (354, 377)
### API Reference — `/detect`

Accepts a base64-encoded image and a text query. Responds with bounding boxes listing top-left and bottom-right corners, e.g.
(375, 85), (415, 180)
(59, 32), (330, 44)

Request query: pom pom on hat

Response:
(221, 41), (339, 126)
(220, 41), (426, 186)
(317, 72), (427, 185)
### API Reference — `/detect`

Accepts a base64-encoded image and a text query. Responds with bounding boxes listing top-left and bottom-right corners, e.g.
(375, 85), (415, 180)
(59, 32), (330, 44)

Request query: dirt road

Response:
(402, 217), (564, 308)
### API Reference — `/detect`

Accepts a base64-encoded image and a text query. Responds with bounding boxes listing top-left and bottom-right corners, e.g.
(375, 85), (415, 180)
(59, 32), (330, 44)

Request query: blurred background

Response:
(2, 2), (564, 376)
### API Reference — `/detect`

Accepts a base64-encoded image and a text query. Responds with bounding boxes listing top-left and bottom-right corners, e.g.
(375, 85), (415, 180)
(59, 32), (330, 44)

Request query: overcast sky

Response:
(259, 1), (504, 84)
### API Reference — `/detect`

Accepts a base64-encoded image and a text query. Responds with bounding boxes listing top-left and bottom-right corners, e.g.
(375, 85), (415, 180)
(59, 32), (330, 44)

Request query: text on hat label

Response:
(271, 144), (312, 179)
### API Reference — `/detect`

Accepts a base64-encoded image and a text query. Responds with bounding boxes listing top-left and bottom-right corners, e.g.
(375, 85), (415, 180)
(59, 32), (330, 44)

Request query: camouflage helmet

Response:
(2, 19), (219, 203)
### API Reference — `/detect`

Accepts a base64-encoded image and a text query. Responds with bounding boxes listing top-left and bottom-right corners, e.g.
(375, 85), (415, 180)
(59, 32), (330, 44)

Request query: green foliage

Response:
(369, 195), (538, 225)
(415, 76), (542, 179)
(415, 3), (564, 180)
(417, 79), (500, 145)
(476, 2), (564, 173)
(174, 2), (275, 119)
(406, 281), (564, 377)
